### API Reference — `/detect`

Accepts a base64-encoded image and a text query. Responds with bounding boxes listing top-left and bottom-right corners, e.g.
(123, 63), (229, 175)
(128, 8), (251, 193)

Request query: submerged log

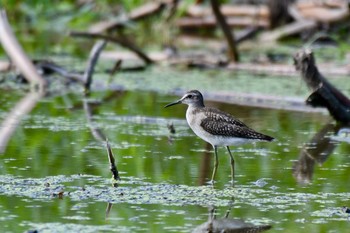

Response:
(294, 49), (350, 124)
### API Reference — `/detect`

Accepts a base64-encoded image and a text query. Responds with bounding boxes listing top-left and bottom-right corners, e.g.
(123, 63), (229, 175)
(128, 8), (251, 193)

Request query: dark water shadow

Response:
(293, 122), (348, 185)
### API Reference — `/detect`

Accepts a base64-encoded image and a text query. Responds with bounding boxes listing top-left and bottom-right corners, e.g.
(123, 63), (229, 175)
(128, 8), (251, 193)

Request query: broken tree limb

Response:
(259, 19), (317, 41)
(210, 0), (239, 62)
(70, 31), (153, 65)
(83, 40), (107, 93)
(294, 49), (350, 124)
(0, 10), (46, 89)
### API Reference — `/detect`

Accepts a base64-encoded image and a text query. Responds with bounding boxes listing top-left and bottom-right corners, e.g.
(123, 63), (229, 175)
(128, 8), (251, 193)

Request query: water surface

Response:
(0, 89), (349, 232)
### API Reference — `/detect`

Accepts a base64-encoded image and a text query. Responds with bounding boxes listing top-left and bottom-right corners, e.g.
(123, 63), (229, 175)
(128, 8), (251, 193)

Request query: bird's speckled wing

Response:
(200, 107), (273, 140)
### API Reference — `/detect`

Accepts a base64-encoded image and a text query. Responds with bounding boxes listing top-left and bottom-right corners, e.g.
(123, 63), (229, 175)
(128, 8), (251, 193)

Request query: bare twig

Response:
(106, 139), (120, 181)
(83, 40), (107, 93)
(210, 0), (239, 62)
(70, 31), (154, 65)
(0, 10), (46, 89)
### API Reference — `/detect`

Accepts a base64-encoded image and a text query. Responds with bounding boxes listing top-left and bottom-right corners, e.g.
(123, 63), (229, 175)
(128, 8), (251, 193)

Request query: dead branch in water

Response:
(83, 40), (107, 93)
(294, 49), (350, 124)
(0, 10), (46, 89)
(70, 31), (154, 65)
(106, 139), (120, 182)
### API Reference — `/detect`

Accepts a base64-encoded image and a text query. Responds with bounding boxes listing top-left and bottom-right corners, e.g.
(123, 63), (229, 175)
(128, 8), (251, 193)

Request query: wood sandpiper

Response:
(165, 90), (274, 184)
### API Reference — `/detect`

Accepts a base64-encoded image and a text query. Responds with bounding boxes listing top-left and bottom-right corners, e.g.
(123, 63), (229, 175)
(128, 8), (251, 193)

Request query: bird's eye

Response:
(187, 94), (193, 99)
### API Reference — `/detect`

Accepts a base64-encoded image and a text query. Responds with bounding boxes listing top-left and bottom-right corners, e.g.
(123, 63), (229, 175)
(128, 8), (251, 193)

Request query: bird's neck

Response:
(189, 102), (205, 108)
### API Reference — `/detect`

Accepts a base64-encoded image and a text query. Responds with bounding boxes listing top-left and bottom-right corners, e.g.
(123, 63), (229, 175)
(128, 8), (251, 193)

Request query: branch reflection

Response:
(293, 123), (347, 185)
(0, 90), (44, 153)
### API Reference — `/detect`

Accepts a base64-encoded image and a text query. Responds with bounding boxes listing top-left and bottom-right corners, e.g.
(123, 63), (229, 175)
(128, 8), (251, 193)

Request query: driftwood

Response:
(182, 4), (270, 29)
(294, 49), (350, 124)
(0, 10), (46, 89)
(89, 1), (169, 33)
(210, 0), (239, 62)
(259, 20), (317, 41)
(260, 0), (349, 41)
(177, 16), (270, 29)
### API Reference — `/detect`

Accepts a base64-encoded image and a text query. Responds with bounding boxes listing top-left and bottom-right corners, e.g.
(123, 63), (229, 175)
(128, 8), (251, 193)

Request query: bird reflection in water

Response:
(192, 205), (271, 233)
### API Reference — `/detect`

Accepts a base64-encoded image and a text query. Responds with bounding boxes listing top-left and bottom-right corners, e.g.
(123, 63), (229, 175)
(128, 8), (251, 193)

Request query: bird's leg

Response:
(226, 146), (235, 183)
(210, 145), (219, 184)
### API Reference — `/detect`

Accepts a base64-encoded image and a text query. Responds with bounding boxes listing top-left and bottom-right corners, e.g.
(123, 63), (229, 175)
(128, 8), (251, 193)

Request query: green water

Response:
(0, 87), (350, 233)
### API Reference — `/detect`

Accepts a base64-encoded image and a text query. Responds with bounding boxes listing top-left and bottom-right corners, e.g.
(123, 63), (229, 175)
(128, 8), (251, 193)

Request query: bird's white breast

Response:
(186, 107), (252, 146)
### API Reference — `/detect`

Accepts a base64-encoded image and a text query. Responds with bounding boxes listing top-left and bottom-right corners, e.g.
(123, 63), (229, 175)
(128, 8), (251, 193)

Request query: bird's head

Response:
(165, 90), (205, 108)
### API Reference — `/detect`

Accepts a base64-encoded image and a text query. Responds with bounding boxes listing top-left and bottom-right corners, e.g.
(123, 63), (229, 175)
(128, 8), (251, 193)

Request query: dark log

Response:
(294, 49), (350, 123)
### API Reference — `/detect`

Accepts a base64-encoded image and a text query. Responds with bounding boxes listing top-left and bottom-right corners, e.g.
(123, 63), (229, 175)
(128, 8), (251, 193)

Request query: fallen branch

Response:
(70, 31), (153, 65)
(294, 49), (350, 123)
(89, 1), (168, 33)
(259, 19), (317, 41)
(176, 16), (270, 29)
(0, 10), (46, 89)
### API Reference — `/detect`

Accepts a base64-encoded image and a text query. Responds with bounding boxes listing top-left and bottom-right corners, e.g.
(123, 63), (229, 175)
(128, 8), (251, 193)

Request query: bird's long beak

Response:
(164, 99), (182, 108)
